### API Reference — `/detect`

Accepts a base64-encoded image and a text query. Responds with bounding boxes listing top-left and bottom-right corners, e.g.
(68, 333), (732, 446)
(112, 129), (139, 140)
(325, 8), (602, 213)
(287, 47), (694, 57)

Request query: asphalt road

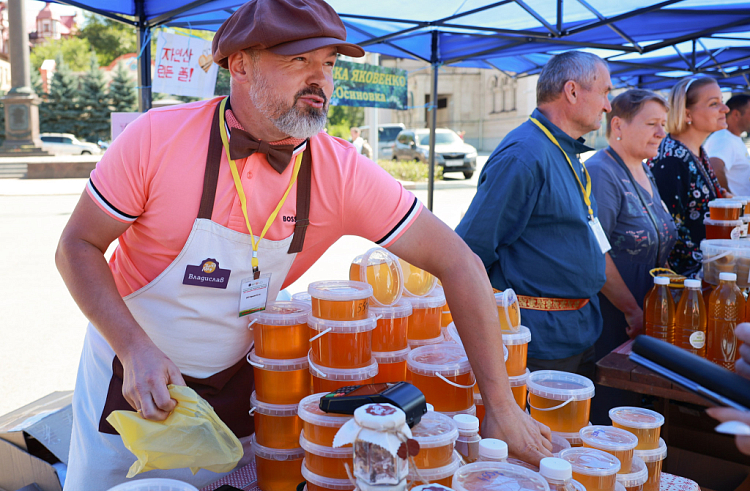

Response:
(0, 155), (488, 416)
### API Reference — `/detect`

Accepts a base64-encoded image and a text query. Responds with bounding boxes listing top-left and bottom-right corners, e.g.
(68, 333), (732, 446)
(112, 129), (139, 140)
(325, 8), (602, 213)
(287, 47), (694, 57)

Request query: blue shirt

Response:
(456, 109), (607, 360)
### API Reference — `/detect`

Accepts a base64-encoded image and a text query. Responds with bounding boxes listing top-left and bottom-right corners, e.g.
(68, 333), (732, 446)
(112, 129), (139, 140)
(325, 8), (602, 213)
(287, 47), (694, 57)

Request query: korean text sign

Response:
(330, 60), (407, 110)
(153, 32), (218, 99)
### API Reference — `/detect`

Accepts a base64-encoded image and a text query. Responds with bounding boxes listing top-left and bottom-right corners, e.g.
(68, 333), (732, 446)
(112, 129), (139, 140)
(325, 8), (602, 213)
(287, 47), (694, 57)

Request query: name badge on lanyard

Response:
(589, 217), (611, 254)
(240, 273), (271, 317)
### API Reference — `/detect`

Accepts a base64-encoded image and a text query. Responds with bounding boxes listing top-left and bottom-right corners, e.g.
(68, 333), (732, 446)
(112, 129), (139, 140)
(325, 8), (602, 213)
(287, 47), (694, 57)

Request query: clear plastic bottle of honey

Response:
(540, 457), (583, 491)
(674, 279), (707, 357)
(707, 272), (745, 370)
(643, 276), (674, 343)
(453, 414), (481, 463)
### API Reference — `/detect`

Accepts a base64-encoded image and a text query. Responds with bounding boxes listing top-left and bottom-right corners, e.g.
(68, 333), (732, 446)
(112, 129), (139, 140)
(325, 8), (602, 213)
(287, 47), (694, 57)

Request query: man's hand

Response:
(707, 406), (750, 455)
(120, 339), (186, 421)
(482, 403), (553, 465)
(735, 323), (750, 380)
(625, 307), (644, 339)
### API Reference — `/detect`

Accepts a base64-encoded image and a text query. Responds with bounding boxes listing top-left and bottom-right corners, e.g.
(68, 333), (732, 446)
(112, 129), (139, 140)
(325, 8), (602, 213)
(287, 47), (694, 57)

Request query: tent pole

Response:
(136, 0), (152, 112)
(428, 31), (438, 212)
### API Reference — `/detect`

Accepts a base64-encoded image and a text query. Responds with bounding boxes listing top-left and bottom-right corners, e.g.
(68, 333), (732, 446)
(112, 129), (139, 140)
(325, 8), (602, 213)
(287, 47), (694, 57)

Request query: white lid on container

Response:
(301, 461), (356, 490)
(439, 405), (477, 419)
(411, 410), (459, 448)
(509, 369), (530, 387)
(709, 199), (743, 208)
(308, 355), (378, 381)
(720, 272), (738, 281)
(654, 276), (670, 286)
(616, 457), (648, 487)
(426, 403), (435, 411)
(633, 438), (667, 462)
(452, 461), (551, 491)
(540, 457), (573, 481)
(407, 344), (473, 377)
(357, 247), (404, 307)
(250, 391), (299, 417)
(399, 258), (438, 298)
(551, 433), (572, 456)
(249, 301), (311, 326)
(684, 279), (702, 289)
(298, 393), (352, 428)
(616, 483), (626, 491)
(407, 334), (446, 349)
(292, 291), (312, 303)
(579, 426), (638, 452)
(453, 413), (480, 432)
(479, 439), (508, 460)
(527, 370), (595, 401)
(252, 435), (305, 461)
(552, 423), (591, 446)
(299, 431), (352, 458)
(353, 403), (406, 431)
(106, 479), (200, 491)
(502, 325), (532, 346)
(308, 280), (373, 301)
(704, 218), (743, 226)
(307, 314), (377, 333)
(407, 451), (462, 481)
(609, 407), (665, 430)
(372, 346), (411, 364)
(495, 289), (518, 307)
(247, 352), (309, 371)
(369, 302), (413, 319)
(446, 323), (510, 363)
(411, 485), (452, 491)
(559, 447), (621, 476)
(405, 289), (447, 309)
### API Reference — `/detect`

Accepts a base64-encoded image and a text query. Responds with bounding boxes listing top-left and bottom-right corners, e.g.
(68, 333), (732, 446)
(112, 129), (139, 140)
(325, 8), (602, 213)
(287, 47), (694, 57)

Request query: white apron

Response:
(64, 100), (313, 491)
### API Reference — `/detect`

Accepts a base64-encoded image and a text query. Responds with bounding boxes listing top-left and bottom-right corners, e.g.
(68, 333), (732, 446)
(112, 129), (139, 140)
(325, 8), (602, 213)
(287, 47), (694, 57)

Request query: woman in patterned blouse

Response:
(648, 76), (729, 277)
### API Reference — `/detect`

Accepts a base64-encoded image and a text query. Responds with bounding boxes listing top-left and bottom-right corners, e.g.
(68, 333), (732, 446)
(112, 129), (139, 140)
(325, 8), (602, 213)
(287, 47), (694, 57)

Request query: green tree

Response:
(326, 105), (364, 139)
(30, 37), (95, 72)
(215, 68), (230, 96)
(79, 13), (138, 68)
(109, 62), (137, 113)
(79, 56), (111, 143)
(40, 56), (81, 134)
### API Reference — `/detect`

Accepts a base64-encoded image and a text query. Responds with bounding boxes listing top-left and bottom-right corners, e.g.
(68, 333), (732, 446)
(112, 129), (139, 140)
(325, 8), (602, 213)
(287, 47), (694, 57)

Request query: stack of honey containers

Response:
(704, 198), (747, 240)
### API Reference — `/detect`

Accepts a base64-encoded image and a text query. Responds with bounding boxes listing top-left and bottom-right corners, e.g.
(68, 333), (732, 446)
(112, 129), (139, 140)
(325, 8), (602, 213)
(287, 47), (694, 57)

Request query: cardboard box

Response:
(0, 392), (73, 491)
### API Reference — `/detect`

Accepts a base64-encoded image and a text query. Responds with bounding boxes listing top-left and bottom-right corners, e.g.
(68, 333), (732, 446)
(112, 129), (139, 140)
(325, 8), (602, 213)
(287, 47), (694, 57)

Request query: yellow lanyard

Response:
(529, 117), (594, 219)
(218, 97), (304, 276)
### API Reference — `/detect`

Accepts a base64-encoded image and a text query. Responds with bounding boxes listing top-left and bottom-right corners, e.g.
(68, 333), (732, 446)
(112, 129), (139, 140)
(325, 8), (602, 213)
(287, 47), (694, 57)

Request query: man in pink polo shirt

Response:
(56, 0), (551, 487)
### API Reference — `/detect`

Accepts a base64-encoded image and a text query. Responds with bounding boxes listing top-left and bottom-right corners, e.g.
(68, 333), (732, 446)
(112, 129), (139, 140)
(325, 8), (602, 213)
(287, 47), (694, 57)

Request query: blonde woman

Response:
(648, 76), (729, 277)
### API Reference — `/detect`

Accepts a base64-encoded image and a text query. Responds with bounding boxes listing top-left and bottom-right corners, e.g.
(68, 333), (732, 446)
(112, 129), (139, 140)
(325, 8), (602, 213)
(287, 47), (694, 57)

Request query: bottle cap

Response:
(426, 403), (435, 412)
(453, 414), (479, 431)
(479, 439), (508, 460)
(654, 276), (670, 286)
(540, 457), (573, 480)
(720, 272), (738, 282)
(684, 279), (701, 289)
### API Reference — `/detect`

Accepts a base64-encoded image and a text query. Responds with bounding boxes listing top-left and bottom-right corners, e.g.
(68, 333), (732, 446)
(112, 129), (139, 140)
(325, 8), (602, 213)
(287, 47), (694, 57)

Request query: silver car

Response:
(40, 133), (102, 156)
(392, 128), (477, 179)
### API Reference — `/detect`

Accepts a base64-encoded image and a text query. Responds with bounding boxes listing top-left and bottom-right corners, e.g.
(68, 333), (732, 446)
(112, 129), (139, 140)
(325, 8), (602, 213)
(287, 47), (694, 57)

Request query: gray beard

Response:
(248, 66), (328, 139)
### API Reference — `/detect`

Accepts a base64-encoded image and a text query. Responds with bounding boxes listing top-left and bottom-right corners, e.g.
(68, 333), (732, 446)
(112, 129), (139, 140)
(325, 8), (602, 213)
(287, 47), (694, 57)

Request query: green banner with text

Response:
(331, 61), (408, 110)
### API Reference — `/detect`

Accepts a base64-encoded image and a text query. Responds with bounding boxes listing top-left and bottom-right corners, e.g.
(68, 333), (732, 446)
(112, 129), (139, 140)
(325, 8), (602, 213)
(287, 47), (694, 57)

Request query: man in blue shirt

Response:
(456, 51), (613, 376)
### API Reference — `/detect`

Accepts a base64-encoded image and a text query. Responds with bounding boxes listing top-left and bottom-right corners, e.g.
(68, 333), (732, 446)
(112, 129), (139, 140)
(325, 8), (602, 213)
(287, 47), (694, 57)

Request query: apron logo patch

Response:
(183, 258), (231, 289)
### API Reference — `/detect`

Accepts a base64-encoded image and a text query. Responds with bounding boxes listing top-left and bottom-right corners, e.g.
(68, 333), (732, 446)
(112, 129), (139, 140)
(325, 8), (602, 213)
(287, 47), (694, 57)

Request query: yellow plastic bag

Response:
(106, 384), (243, 478)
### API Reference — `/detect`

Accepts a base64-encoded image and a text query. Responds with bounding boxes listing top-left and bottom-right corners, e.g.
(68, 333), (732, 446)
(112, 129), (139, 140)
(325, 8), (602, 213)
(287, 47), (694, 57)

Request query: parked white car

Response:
(39, 133), (102, 155)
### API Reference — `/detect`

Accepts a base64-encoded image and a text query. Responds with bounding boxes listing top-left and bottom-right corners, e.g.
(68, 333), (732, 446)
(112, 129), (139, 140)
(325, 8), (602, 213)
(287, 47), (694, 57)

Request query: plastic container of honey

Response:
(249, 301), (311, 360)
(407, 344), (475, 412)
(509, 368), (530, 410)
(439, 405), (477, 419)
(580, 426), (638, 474)
(559, 447), (620, 491)
(446, 322), (509, 363)
(301, 461), (356, 491)
(398, 258), (438, 298)
(634, 438), (667, 491)
(349, 248), (404, 307)
(308, 314), (376, 369)
(292, 291), (313, 305)
(410, 410), (459, 469)
(405, 290), (446, 341)
(298, 393), (352, 447)
(309, 356), (379, 393)
(408, 334), (445, 349)
(616, 457), (648, 491)
(527, 371), (595, 433)
(704, 218), (743, 240)
(300, 431), (353, 480)
(451, 461), (551, 491)
(247, 353), (311, 405)
(369, 302), (412, 352)
(609, 407), (665, 451)
(551, 433), (572, 456)
(373, 347), (411, 383)
(503, 326), (531, 377)
(308, 280), (373, 321)
(407, 451), (462, 488)
(553, 423), (591, 448)
(709, 199), (743, 220)
(252, 435), (304, 491)
(496, 289), (522, 332)
(250, 391), (302, 449)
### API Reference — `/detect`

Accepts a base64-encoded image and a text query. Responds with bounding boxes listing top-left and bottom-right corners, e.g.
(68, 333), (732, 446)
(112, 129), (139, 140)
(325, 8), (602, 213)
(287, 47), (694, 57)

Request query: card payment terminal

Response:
(318, 382), (427, 428)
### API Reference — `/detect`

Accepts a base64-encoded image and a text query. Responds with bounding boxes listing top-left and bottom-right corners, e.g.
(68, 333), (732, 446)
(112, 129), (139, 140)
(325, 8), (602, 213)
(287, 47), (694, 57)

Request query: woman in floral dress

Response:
(648, 76), (730, 277)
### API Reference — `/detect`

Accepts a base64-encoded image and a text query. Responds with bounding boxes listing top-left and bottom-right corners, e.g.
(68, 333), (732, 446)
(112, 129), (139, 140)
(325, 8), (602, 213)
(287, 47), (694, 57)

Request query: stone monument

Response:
(0, 0), (49, 156)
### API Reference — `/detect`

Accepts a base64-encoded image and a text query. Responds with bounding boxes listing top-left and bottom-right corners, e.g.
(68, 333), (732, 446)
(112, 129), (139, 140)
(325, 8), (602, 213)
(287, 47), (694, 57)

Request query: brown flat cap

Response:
(212, 0), (365, 69)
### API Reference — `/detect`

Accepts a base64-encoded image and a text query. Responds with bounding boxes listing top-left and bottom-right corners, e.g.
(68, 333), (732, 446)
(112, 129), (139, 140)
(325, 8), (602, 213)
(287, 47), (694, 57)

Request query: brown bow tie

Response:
(228, 128), (297, 174)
